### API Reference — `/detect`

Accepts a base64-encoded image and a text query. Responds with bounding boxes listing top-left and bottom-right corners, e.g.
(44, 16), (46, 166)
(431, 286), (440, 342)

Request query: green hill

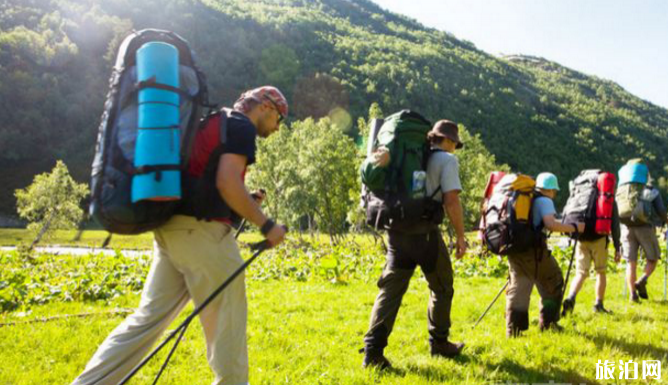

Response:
(1, 0), (667, 217)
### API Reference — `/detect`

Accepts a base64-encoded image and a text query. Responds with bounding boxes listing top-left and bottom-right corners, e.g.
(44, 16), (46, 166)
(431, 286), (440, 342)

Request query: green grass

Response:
(0, 228), (264, 250)
(1, 271), (667, 384)
(1, 229), (666, 384)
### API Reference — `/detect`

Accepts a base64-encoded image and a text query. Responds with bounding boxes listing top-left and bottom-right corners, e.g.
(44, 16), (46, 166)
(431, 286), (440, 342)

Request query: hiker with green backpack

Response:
(360, 113), (466, 369)
(616, 159), (667, 302)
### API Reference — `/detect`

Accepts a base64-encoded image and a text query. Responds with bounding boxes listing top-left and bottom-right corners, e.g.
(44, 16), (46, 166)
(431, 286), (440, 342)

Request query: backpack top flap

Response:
(562, 170), (600, 220)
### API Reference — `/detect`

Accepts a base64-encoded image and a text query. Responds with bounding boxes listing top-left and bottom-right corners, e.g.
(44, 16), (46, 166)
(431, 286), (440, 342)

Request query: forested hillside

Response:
(2, 0), (667, 217)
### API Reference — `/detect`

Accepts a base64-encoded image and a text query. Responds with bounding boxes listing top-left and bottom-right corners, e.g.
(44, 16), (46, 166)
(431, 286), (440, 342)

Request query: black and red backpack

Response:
(177, 108), (237, 222)
(562, 169), (616, 240)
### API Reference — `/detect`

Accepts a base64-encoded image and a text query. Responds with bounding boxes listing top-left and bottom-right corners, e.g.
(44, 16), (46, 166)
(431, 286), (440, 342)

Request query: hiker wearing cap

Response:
(505, 172), (584, 337)
(362, 120), (466, 369)
(72, 86), (289, 385)
(616, 160), (667, 302)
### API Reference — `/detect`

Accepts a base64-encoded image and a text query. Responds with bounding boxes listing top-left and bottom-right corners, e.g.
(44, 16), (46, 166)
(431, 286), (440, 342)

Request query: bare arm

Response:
(216, 154), (267, 227)
(543, 214), (582, 234)
(443, 190), (467, 258)
(444, 190), (465, 238)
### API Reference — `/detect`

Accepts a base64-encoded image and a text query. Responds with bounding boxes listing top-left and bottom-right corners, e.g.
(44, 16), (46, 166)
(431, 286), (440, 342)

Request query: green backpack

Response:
(361, 110), (444, 233)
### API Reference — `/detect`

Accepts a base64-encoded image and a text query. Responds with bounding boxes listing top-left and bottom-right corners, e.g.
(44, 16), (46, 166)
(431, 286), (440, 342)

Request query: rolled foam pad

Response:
(132, 41), (181, 202)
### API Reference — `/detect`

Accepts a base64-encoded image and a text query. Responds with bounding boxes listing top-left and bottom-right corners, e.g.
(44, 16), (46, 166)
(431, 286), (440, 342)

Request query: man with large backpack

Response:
(616, 160), (667, 302)
(361, 117), (466, 369)
(561, 170), (621, 315)
(504, 172), (583, 337)
(72, 86), (288, 385)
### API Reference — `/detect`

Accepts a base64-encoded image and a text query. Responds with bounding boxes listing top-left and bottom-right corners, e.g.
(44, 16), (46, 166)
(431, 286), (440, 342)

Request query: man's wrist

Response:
(260, 218), (276, 236)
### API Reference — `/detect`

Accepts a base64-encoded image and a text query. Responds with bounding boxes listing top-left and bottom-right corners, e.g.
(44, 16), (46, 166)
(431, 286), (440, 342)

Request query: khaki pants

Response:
(364, 229), (454, 349)
(72, 215), (249, 385)
(505, 247), (564, 335)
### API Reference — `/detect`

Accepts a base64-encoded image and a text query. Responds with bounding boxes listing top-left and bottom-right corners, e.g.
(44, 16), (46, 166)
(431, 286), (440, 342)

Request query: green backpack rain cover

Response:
(361, 110), (443, 233)
(362, 110), (431, 196)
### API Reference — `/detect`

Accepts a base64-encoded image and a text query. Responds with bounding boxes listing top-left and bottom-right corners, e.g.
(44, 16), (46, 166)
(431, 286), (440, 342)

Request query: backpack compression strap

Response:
(135, 77), (195, 100)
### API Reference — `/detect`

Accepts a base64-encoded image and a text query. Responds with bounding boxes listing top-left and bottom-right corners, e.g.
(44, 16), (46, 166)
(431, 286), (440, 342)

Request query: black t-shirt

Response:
(223, 110), (257, 166)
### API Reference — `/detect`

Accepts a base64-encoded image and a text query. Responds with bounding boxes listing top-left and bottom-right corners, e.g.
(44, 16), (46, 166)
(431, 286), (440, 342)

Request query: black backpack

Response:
(90, 29), (210, 234)
(562, 170), (600, 240)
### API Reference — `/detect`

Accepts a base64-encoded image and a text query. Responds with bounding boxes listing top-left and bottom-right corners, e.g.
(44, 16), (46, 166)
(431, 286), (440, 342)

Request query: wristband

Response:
(260, 219), (276, 236)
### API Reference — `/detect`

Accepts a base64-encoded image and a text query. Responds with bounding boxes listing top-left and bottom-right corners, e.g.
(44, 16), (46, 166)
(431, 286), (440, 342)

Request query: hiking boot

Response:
(593, 303), (612, 314)
(361, 348), (392, 370)
(561, 297), (576, 317)
(635, 280), (648, 299)
(630, 292), (641, 303)
(430, 340), (465, 358)
(539, 322), (564, 333)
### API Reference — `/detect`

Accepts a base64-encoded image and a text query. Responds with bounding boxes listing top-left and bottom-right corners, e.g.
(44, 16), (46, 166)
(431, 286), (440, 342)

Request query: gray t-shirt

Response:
(532, 196), (556, 229)
(426, 149), (462, 202)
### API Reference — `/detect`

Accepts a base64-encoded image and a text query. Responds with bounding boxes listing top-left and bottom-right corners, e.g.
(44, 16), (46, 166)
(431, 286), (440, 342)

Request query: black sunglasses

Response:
(265, 97), (285, 123)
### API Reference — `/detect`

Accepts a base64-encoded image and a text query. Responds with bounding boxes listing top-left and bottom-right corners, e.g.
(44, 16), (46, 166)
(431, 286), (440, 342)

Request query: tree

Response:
(248, 117), (358, 242)
(456, 125), (510, 228)
(15, 160), (89, 247)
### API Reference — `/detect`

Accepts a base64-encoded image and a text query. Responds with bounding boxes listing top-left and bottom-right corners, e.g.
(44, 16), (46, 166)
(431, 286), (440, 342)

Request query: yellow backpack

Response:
(481, 173), (539, 255)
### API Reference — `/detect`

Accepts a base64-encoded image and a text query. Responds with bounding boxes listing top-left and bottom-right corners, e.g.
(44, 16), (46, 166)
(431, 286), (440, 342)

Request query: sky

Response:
(371, 0), (668, 110)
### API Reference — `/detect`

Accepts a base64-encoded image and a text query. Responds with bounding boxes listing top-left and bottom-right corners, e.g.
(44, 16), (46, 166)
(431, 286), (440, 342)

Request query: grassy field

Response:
(1, 231), (667, 384)
(1, 273), (666, 384)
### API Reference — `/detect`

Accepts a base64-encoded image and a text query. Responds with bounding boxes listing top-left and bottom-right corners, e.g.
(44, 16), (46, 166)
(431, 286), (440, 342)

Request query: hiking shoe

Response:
(561, 297), (576, 317)
(540, 322), (564, 333)
(635, 280), (648, 299)
(630, 292), (641, 303)
(361, 348), (392, 370)
(593, 303), (612, 314)
(430, 340), (465, 358)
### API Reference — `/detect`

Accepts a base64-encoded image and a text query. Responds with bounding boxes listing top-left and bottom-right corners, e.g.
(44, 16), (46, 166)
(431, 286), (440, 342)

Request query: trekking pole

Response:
(234, 219), (247, 239)
(622, 257), (627, 298)
(664, 230), (667, 302)
(118, 239), (274, 385)
(472, 278), (509, 329)
(560, 235), (579, 314)
(234, 190), (266, 239)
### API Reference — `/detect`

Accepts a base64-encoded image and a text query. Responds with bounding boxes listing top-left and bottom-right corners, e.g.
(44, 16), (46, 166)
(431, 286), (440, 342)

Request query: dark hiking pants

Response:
(505, 247), (564, 336)
(364, 229), (454, 350)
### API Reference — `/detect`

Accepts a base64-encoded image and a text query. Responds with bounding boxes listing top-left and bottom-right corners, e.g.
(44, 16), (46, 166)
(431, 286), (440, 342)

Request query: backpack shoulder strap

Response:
(219, 108), (231, 146)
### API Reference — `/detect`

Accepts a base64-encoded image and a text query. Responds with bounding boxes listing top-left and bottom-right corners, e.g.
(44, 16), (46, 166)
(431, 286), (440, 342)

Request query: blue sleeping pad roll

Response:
(132, 42), (181, 202)
(618, 163), (648, 186)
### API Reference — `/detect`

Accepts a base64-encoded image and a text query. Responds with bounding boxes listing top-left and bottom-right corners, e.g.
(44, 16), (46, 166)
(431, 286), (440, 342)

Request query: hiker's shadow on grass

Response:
(398, 355), (472, 382)
(484, 358), (600, 385)
(582, 332), (668, 360)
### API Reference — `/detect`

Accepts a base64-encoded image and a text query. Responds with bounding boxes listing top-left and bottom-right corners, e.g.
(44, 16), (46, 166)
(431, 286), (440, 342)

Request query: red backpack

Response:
(595, 172), (616, 234)
(478, 171), (507, 241)
(178, 108), (236, 221)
